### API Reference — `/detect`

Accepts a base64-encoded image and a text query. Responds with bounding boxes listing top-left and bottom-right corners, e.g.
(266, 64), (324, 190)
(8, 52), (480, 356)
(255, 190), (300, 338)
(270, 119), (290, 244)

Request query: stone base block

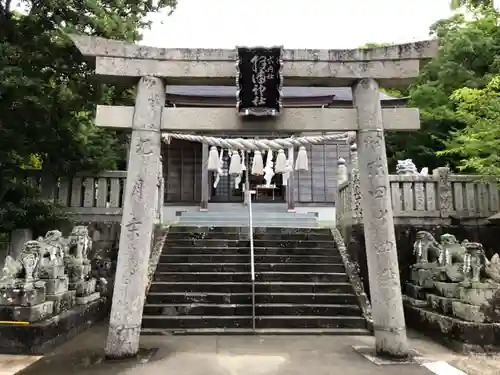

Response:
(76, 292), (100, 305)
(69, 278), (97, 297)
(0, 301), (53, 322)
(46, 291), (76, 314)
(403, 295), (428, 308)
(410, 268), (434, 288)
(39, 265), (65, 279)
(0, 296), (109, 354)
(427, 294), (456, 315)
(451, 301), (486, 323)
(405, 283), (427, 300)
(404, 302), (500, 353)
(433, 281), (460, 298)
(44, 277), (69, 295)
(458, 285), (498, 306)
(0, 284), (46, 306)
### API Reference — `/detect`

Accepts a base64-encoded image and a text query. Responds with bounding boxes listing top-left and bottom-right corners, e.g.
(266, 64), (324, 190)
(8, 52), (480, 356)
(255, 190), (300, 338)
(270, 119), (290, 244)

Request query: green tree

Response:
(384, 7), (500, 172)
(450, 0), (494, 10)
(438, 76), (500, 176)
(0, 0), (177, 232)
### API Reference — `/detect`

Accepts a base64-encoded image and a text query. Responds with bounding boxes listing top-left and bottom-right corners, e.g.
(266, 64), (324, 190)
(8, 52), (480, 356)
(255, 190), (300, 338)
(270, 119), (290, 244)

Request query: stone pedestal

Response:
(352, 78), (409, 357)
(0, 282), (53, 322)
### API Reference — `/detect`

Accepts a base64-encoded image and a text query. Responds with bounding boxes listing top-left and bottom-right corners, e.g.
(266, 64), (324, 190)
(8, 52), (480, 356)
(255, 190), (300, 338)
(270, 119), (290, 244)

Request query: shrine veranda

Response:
(70, 34), (439, 358)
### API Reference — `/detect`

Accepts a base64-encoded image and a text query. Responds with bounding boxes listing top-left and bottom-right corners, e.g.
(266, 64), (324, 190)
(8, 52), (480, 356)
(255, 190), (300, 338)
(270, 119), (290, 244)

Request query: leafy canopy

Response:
(0, 0), (177, 232)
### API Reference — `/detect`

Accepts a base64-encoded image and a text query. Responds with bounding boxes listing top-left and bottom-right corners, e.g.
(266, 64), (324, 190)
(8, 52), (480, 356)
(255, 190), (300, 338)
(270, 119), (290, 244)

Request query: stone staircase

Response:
(141, 226), (370, 335)
(177, 203), (318, 228)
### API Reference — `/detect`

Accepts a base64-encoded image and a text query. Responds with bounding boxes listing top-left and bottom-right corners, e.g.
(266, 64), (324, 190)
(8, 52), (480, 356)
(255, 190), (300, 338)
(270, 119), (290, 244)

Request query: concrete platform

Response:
(3, 324), (491, 375)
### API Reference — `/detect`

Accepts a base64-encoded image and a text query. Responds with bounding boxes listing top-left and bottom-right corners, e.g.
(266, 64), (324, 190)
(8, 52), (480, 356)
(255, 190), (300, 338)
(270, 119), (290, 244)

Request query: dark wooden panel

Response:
(163, 139), (202, 203)
(293, 139), (348, 203)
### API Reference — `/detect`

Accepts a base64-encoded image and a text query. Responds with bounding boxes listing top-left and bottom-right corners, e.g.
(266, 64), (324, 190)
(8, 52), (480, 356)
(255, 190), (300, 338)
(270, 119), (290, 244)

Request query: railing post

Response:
(349, 143), (363, 223)
(433, 166), (453, 219)
(335, 157), (347, 227)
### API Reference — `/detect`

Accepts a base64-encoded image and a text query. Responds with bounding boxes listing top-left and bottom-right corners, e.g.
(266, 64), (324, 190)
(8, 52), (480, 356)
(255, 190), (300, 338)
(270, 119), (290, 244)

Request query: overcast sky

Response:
(141, 0), (454, 49)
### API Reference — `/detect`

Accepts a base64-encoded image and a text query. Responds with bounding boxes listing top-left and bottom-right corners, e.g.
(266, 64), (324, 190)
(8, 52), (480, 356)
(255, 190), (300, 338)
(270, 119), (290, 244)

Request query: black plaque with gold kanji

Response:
(236, 46), (283, 116)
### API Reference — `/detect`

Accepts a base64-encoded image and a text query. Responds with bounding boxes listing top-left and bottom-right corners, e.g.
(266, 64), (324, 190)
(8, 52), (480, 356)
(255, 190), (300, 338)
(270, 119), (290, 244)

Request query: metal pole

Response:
(247, 189), (256, 331)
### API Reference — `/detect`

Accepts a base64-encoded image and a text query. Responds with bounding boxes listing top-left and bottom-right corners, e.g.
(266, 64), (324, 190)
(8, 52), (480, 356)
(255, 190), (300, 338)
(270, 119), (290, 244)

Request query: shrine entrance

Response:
(209, 151), (286, 203)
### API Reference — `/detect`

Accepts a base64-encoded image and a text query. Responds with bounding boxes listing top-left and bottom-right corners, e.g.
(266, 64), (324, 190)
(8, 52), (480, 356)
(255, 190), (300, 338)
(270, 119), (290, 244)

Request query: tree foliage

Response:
(384, 7), (500, 172)
(0, 0), (176, 232)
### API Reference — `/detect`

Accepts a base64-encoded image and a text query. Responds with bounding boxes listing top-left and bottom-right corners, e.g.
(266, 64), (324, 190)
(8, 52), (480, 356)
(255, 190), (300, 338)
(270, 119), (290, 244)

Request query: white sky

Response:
(141, 0), (454, 49)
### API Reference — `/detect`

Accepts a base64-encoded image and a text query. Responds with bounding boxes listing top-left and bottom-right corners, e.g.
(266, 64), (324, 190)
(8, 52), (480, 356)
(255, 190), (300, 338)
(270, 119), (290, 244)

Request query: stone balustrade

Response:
(337, 167), (500, 227)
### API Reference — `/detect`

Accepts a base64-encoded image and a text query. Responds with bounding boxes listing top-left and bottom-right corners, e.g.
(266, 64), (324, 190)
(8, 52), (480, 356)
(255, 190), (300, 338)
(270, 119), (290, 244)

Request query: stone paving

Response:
(2, 325), (500, 375)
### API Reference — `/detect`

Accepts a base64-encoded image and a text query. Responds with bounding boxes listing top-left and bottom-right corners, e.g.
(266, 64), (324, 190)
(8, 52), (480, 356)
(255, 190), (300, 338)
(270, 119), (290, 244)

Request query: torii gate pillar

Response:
(105, 76), (165, 358)
(352, 78), (409, 357)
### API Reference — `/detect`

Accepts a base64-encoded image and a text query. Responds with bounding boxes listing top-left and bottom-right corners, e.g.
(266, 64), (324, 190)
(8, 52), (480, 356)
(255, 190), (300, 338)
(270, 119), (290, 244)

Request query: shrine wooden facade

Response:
(162, 85), (406, 206)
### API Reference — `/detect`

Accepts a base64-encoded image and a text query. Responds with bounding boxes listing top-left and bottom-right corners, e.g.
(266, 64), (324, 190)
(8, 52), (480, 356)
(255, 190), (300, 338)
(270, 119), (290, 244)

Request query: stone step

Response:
(180, 212), (317, 219)
(167, 227), (331, 234)
(177, 221), (319, 229)
(153, 272), (348, 283)
(165, 239), (334, 249)
(141, 327), (371, 335)
(159, 254), (343, 264)
(143, 303), (361, 316)
(163, 246), (339, 256)
(148, 282), (353, 294)
(166, 232), (333, 241)
(155, 262), (346, 273)
(141, 315), (366, 330)
(146, 292), (359, 305)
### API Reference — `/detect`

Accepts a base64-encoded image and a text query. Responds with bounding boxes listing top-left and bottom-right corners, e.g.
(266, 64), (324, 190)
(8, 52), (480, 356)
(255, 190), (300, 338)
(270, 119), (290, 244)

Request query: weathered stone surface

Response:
(69, 278), (96, 297)
(404, 302), (500, 353)
(45, 277), (69, 296)
(404, 283), (427, 300)
(0, 296), (108, 354)
(96, 106), (422, 132)
(452, 301), (486, 323)
(0, 284), (45, 307)
(69, 34), (438, 87)
(76, 292), (100, 305)
(46, 291), (76, 314)
(0, 301), (53, 322)
(352, 78), (409, 357)
(427, 294), (455, 315)
(458, 284), (496, 306)
(434, 281), (460, 298)
(106, 76), (165, 358)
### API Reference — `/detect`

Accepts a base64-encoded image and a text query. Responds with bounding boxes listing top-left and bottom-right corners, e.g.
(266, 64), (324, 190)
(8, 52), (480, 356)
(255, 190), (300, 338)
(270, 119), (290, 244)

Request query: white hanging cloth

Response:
(282, 151), (294, 186)
(213, 149), (225, 188)
(263, 149), (275, 187)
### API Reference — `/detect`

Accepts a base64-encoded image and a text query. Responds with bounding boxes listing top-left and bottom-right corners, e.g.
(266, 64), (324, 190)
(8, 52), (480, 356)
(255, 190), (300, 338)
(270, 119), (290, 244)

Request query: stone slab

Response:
(69, 278), (96, 297)
(46, 291), (76, 314)
(404, 302), (500, 353)
(76, 292), (100, 305)
(39, 265), (65, 279)
(45, 277), (69, 296)
(70, 34), (439, 87)
(0, 285), (46, 307)
(96, 105), (421, 132)
(433, 281), (460, 298)
(0, 297), (109, 354)
(352, 345), (421, 365)
(0, 301), (53, 322)
(426, 294), (456, 315)
(405, 283), (427, 300)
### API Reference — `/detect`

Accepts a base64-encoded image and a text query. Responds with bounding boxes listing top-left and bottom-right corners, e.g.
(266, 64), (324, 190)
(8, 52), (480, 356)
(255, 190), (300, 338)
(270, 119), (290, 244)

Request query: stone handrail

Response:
(337, 170), (500, 226)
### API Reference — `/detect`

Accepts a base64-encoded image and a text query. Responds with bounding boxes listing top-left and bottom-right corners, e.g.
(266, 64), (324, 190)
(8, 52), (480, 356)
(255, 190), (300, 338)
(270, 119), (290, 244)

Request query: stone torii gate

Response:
(70, 35), (438, 359)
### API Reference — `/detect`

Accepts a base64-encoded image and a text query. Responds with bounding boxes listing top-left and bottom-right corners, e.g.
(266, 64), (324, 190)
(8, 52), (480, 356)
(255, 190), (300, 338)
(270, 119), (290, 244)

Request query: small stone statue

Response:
(396, 159), (418, 175)
(65, 226), (92, 281)
(485, 253), (500, 282)
(413, 231), (441, 264)
(0, 240), (42, 285)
